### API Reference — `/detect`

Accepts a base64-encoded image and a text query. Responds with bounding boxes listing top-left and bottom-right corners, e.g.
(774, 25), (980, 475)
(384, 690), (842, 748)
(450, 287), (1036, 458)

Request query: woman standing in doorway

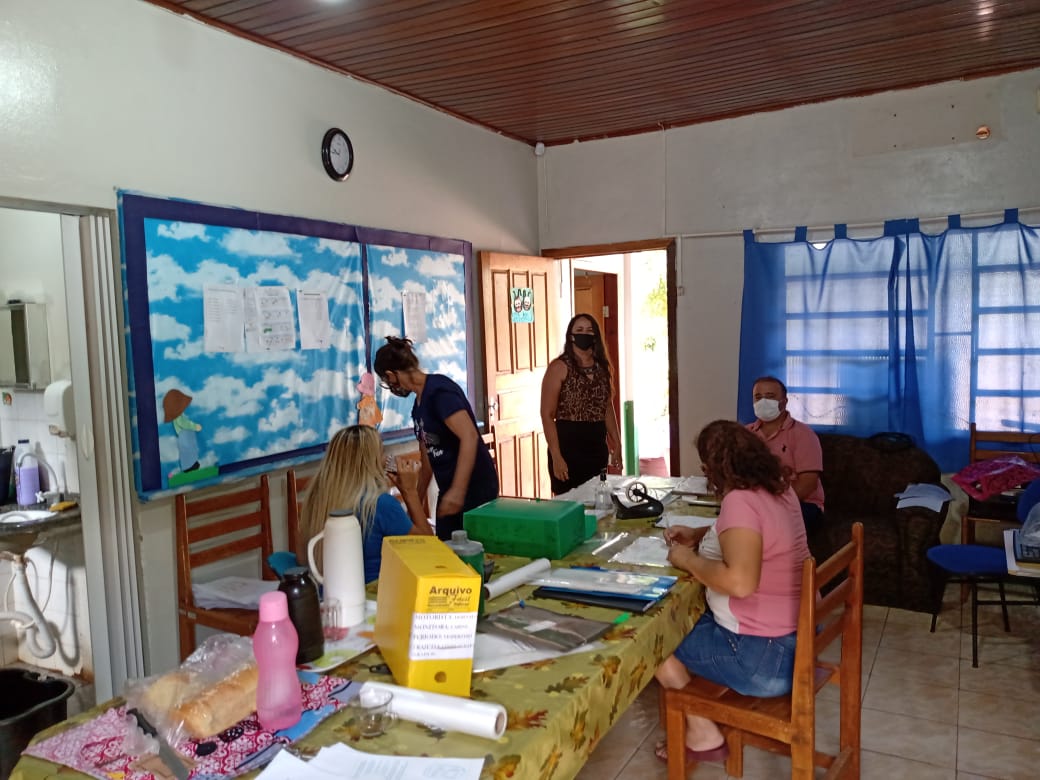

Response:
(373, 336), (499, 540)
(540, 313), (623, 495)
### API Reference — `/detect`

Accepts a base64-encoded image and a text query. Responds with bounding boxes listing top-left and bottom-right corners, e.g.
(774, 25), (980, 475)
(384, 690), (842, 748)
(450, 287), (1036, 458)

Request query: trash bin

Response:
(0, 668), (74, 780)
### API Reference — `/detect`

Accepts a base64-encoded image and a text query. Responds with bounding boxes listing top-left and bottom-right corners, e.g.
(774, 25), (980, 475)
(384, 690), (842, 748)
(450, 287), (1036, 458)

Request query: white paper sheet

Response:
(203, 284), (245, 353)
(655, 512), (715, 530)
(297, 290), (332, 349)
(402, 291), (427, 343)
(257, 743), (484, 780)
(471, 632), (607, 672)
(609, 535), (671, 567)
(245, 286), (296, 351)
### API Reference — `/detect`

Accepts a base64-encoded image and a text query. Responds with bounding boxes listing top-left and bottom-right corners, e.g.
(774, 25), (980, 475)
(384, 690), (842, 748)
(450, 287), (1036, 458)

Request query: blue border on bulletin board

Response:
(118, 192), (474, 500)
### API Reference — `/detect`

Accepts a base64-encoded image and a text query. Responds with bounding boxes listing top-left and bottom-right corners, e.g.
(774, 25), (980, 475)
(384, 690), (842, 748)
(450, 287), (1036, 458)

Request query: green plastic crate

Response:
(463, 497), (586, 559)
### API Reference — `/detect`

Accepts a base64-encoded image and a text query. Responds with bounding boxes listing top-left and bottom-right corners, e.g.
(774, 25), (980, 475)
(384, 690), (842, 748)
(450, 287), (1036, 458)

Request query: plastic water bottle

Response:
(444, 529), (486, 616)
(253, 590), (303, 731)
(14, 440), (40, 507)
(595, 469), (612, 511)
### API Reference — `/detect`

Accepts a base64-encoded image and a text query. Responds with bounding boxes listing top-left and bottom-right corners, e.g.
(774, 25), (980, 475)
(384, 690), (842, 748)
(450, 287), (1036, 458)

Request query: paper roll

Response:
(483, 558), (551, 601)
(359, 681), (507, 739)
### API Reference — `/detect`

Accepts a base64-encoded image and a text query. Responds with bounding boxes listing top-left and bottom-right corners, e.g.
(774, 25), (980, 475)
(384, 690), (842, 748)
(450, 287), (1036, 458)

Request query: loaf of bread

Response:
(141, 670), (197, 713)
(173, 664), (259, 738)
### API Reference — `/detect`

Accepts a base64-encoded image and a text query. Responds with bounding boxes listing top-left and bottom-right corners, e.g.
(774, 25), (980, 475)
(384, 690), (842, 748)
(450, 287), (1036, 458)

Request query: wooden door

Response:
(480, 251), (560, 498)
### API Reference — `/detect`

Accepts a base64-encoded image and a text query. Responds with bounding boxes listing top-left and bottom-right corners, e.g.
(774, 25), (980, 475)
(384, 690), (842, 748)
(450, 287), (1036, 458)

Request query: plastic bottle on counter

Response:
(595, 468), (612, 511)
(445, 529), (486, 616)
(14, 439), (40, 507)
(253, 590), (303, 731)
(278, 566), (325, 664)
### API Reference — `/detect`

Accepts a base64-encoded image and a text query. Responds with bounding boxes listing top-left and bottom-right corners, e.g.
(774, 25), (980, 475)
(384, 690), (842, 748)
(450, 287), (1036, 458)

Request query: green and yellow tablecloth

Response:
(13, 514), (709, 780)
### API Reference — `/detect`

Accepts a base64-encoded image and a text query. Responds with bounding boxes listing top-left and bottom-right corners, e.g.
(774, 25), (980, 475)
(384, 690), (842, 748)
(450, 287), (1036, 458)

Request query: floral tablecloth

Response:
(14, 515), (706, 780)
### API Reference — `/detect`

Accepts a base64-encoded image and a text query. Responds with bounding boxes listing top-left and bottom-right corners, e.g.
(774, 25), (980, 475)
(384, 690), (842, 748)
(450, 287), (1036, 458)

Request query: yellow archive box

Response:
(374, 535), (481, 697)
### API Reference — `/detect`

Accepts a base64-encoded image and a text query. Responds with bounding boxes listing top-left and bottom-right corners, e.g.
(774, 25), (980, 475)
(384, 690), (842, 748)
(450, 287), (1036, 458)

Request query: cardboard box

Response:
(374, 536), (481, 697)
(464, 497), (586, 559)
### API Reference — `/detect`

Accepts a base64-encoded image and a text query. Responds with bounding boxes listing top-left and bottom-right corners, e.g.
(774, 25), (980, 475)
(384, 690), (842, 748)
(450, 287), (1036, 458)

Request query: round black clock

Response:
(321, 127), (354, 181)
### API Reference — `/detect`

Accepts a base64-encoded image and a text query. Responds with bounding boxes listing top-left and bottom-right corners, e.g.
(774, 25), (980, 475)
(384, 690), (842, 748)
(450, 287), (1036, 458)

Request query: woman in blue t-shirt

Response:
(374, 336), (499, 540)
(299, 425), (433, 583)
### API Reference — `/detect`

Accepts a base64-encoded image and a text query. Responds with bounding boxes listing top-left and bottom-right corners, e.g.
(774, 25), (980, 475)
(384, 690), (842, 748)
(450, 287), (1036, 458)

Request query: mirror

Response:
(0, 302), (50, 388)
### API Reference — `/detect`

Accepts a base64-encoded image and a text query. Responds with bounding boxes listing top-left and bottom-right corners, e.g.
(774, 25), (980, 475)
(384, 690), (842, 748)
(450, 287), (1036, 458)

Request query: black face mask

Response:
(387, 382), (411, 398)
(572, 333), (596, 351)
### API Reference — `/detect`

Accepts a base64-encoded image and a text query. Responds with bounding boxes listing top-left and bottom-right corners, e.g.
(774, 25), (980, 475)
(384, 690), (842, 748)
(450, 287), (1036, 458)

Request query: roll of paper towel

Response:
(359, 681), (507, 739)
(483, 558), (551, 601)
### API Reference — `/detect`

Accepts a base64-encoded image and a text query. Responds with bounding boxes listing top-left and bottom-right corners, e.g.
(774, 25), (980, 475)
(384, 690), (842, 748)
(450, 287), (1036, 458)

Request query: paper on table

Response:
(472, 632), (607, 672)
(257, 742), (484, 780)
(483, 558), (551, 600)
(359, 681), (507, 739)
(609, 535), (671, 567)
(673, 475), (709, 495)
(655, 512), (715, 530)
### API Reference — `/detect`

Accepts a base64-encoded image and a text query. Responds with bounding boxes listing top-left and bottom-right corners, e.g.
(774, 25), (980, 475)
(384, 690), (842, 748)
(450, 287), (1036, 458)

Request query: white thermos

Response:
(307, 510), (366, 627)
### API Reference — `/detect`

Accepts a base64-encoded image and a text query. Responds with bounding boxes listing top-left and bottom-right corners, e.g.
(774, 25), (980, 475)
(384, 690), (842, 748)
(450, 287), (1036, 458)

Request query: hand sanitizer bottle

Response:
(595, 469), (612, 511)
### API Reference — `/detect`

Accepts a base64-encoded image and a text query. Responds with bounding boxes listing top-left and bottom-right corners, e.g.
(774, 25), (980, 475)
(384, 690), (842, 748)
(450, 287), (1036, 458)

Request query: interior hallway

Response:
(576, 584), (1040, 779)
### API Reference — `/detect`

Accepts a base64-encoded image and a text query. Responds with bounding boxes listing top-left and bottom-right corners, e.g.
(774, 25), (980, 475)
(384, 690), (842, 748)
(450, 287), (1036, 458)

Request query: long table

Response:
(13, 515), (708, 780)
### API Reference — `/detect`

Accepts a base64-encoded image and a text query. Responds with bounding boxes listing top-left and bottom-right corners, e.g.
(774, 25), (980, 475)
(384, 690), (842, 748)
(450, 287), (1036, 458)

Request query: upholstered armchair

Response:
(816, 433), (950, 613)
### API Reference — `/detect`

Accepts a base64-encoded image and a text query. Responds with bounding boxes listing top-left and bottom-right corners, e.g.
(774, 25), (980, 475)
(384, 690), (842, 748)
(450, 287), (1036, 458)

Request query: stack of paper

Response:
(532, 567), (677, 612)
(192, 576), (279, 609)
(894, 483), (952, 512)
(259, 743), (484, 780)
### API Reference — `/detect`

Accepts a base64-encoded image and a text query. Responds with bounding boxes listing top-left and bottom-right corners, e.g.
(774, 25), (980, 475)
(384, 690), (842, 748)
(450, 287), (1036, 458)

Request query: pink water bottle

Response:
(253, 590), (303, 731)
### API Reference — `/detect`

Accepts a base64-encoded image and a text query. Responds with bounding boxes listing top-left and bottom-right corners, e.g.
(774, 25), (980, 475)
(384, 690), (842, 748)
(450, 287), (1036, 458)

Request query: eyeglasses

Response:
(379, 373), (397, 390)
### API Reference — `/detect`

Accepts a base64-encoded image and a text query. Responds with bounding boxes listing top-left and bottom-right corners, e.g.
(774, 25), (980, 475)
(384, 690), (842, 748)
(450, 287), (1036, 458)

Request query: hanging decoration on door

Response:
(510, 287), (534, 324)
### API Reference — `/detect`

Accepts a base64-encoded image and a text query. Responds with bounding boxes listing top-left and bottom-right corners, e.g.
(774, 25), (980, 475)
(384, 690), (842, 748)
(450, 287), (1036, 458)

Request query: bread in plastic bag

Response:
(124, 633), (258, 743)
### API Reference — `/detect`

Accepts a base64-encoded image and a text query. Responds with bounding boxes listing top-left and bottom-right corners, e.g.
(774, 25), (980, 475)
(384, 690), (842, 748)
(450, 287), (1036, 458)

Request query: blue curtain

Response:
(738, 211), (1040, 472)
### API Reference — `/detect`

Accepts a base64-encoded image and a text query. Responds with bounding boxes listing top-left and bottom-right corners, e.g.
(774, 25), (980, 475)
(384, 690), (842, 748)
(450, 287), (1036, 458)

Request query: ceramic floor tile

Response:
(860, 750), (957, 779)
(957, 725), (1040, 780)
(880, 616), (963, 658)
(958, 656), (1040, 702)
(863, 672), (959, 724)
(860, 707), (958, 767)
(577, 684), (661, 773)
(872, 645), (962, 688)
(957, 690), (1040, 742)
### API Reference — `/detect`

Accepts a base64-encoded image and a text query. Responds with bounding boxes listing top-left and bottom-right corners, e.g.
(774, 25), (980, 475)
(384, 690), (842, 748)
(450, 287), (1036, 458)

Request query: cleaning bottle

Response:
(14, 439), (40, 507)
(595, 468), (612, 511)
(445, 529), (486, 617)
(253, 590), (303, 731)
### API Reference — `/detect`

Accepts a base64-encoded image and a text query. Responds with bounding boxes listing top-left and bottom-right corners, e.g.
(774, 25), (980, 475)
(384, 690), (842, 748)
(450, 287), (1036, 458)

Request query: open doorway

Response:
(554, 244), (675, 477)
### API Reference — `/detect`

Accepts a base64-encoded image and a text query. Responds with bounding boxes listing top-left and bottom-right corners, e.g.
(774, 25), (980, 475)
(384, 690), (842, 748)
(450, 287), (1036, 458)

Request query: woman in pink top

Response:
(653, 420), (810, 765)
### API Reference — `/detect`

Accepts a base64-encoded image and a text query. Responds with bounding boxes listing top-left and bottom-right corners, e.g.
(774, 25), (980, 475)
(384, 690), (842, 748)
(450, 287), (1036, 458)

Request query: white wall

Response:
(1, 0), (538, 675)
(539, 69), (1040, 472)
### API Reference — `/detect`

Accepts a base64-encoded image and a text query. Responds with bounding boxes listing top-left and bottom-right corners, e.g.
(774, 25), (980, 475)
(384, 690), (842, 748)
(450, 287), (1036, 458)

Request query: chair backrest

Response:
(175, 474), (276, 614)
(969, 422), (1040, 464)
(286, 468), (314, 559)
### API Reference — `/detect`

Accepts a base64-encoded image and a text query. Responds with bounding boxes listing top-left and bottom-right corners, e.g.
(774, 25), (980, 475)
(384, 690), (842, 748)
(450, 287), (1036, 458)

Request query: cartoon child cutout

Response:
(356, 372), (383, 428)
(163, 388), (202, 473)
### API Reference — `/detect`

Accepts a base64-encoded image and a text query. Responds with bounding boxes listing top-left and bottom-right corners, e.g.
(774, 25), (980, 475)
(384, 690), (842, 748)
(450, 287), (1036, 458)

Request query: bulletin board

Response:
(118, 192), (473, 499)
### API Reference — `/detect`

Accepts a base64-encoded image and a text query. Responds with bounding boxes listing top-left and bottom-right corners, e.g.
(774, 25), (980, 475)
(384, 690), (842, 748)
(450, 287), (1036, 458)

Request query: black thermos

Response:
(278, 566), (325, 664)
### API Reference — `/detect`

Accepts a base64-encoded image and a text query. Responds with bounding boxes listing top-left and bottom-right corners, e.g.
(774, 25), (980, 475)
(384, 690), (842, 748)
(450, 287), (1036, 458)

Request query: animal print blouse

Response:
(555, 355), (611, 422)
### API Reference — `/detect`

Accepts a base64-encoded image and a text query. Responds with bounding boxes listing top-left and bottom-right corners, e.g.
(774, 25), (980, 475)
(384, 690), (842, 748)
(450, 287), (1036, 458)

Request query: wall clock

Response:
(321, 127), (354, 181)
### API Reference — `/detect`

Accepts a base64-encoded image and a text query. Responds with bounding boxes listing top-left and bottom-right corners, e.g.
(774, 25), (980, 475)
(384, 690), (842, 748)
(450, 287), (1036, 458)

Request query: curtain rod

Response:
(671, 205), (1040, 241)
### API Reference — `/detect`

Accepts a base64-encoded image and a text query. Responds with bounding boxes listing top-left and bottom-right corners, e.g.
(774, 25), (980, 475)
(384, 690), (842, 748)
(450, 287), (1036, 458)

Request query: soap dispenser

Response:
(44, 380), (75, 438)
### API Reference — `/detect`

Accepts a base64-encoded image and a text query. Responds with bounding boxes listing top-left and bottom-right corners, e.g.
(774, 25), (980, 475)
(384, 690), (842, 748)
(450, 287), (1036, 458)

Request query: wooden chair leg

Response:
(178, 613), (195, 662)
(723, 727), (744, 778)
(790, 741), (815, 779)
(665, 702), (687, 780)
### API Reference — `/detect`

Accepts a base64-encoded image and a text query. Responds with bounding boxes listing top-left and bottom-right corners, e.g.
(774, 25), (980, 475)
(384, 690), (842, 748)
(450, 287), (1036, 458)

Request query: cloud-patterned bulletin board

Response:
(118, 193), (473, 499)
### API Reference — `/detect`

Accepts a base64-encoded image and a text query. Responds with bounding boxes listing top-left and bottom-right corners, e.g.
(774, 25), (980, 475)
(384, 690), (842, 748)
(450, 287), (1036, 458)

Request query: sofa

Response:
(814, 433), (951, 613)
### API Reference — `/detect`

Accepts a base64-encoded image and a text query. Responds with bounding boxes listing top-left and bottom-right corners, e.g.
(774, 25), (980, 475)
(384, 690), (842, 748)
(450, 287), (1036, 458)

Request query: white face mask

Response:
(753, 397), (782, 422)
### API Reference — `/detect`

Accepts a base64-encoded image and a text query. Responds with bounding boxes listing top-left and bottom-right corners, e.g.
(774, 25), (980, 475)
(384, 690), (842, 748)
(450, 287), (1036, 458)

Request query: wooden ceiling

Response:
(144, 0), (1040, 146)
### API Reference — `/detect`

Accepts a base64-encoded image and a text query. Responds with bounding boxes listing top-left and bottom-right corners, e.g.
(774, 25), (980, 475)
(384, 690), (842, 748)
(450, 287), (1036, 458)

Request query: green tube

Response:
(623, 400), (638, 476)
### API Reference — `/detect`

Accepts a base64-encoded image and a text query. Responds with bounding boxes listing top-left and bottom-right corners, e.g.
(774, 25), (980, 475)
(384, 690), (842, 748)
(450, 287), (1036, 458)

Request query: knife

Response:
(128, 707), (192, 780)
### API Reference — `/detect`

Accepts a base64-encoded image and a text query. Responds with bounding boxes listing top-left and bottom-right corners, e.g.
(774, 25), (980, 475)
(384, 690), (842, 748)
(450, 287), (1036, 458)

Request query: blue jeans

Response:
(673, 611), (797, 697)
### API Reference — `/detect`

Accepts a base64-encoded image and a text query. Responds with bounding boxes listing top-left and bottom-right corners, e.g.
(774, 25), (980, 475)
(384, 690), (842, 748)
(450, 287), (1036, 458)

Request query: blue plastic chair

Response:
(927, 544), (1010, 668)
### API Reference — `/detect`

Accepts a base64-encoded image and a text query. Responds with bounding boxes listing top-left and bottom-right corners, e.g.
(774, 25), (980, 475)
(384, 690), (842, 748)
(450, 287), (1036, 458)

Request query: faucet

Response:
(15, 449), (62, 505)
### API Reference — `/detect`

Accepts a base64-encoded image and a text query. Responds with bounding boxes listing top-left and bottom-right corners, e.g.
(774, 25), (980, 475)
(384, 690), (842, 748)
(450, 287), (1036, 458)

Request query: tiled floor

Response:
(575, 584), (1040, 779)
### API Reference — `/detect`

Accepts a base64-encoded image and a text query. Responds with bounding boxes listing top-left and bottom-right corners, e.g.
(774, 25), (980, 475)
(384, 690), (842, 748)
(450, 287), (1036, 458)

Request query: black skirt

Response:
(548, 419), (608, 495)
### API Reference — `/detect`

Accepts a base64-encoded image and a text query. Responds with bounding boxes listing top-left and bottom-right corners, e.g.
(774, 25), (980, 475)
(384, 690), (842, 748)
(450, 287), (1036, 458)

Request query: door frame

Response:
(542, 239), (678, 475)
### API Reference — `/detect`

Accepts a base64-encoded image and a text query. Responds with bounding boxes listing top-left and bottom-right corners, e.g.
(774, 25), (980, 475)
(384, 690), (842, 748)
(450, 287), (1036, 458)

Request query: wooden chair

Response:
(962, 423), (1040, 545)
(175, 475), (276, 661)
(286, 468), (313, 559)
(662, 522), (864, 780)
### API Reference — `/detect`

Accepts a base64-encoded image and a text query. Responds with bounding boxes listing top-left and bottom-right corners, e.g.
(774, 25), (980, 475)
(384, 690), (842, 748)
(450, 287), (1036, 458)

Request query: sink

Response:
(0, 509), (56, 524)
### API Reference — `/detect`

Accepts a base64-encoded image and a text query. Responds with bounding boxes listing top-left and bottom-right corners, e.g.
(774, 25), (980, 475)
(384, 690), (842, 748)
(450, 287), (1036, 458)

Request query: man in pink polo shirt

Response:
(745, 376), (825, 536)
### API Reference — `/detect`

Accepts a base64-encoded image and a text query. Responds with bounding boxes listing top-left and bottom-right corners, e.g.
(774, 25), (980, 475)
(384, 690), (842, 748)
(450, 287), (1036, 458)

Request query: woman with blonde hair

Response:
(299, 425), (433, 583)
